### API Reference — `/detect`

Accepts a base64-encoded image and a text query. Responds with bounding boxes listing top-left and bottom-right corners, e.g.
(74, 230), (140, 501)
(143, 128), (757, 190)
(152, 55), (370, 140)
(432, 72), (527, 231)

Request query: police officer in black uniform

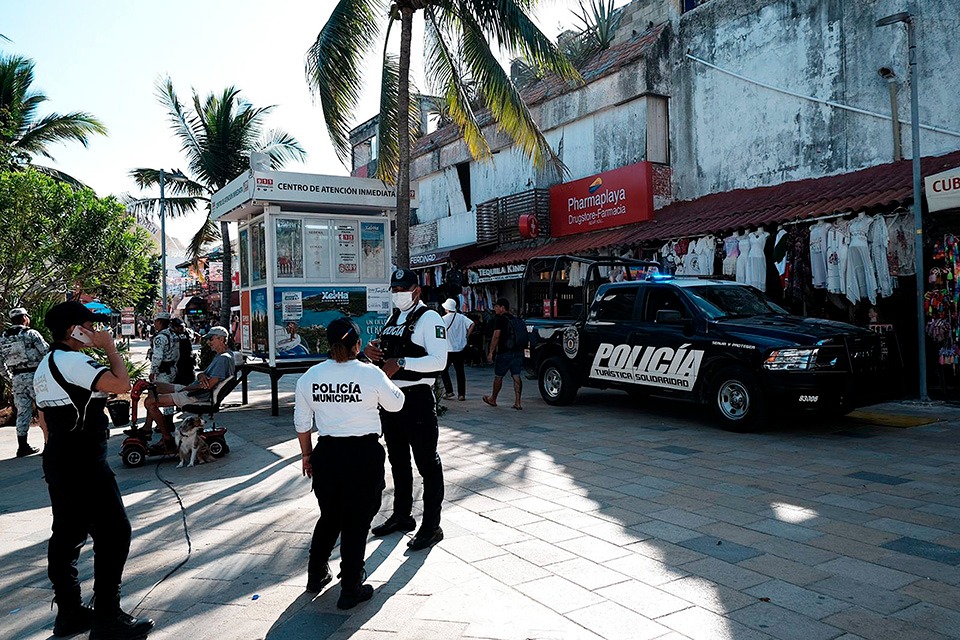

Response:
(34, 301), (154, 639)
(365, 269), (449, 550)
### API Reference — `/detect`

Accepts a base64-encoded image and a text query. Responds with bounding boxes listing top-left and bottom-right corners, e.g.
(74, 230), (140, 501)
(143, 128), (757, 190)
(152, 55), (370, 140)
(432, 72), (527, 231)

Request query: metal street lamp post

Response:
(877, 10), (927, 401)
(158, 169), (189, 313)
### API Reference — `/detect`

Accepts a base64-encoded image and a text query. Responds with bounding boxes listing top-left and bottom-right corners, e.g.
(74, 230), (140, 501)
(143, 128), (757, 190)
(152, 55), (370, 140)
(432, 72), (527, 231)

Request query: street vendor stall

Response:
(212, 167), (414, 413)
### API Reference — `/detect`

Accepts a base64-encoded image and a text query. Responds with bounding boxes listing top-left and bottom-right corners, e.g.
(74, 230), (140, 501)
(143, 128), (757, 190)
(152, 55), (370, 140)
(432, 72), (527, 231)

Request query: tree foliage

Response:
(0, 168), (155, 313)
(128, 78), (305, 327)
(305, 0), (580, 268)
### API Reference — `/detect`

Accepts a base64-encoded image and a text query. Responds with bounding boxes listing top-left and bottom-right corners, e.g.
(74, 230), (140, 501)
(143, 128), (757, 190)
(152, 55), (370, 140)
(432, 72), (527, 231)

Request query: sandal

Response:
(458, 396), (465, 401)
(512, 405), (523, 411)
(482, 396), (497, 407)
(443, 391), (455, 399)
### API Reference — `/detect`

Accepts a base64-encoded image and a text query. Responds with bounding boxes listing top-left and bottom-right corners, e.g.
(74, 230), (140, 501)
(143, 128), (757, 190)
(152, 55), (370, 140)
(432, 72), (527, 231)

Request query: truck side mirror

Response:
(655, 309), (683, 324)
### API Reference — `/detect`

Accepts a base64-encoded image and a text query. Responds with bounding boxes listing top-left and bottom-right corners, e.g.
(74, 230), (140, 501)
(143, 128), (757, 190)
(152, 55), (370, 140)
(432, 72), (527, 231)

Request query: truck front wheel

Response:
(539, 357), (578, 405)
(709, 365), (765, 432)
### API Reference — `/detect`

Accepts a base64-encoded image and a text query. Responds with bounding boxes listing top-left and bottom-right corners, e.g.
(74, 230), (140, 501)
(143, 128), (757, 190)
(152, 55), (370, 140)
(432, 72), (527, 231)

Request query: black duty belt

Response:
(11, 366), (37, 375)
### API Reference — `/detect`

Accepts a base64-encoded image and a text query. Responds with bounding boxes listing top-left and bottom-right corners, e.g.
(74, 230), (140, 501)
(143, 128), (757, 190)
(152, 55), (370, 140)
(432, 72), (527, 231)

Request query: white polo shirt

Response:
(294, 359), (405, 437)
(34, 349), (109, 407)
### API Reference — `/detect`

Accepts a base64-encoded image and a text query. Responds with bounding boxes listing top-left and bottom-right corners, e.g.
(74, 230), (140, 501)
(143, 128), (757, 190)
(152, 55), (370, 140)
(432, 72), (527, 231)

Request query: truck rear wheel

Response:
(709, 365), (765, 432)
(539, 357), (578, 405)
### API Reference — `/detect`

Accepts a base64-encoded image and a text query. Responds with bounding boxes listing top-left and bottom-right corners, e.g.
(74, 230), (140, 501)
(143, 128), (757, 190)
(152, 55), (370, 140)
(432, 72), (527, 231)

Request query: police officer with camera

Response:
(0, 307), (48, 456)
(34, 301), (154, 639)
(365, 269), (448, 550)
(148, 312), (179, 443)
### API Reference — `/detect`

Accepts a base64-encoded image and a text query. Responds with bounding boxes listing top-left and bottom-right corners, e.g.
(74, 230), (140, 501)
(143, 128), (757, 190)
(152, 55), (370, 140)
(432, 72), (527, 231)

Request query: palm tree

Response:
(128, 78), (305, 327)
(306, 0), (579, 268)
(0, 54), (106, 179)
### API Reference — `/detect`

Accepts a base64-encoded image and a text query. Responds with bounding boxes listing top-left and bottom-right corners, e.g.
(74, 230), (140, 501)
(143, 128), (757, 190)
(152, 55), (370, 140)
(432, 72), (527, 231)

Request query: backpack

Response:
(504, 314), (529, 351)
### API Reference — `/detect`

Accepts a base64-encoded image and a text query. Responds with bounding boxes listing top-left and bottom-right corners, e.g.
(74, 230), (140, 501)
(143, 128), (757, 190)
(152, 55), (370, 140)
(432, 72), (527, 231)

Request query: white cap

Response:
(154, 312), (172, 321)
(206, 326), (229, 339)
(442, 299), (458, 312)
(8, 307), (28, 319)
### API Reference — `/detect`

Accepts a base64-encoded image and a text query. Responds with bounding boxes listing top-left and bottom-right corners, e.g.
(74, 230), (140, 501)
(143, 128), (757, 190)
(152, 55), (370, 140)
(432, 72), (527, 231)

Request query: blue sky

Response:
(4, 0), (600, 242)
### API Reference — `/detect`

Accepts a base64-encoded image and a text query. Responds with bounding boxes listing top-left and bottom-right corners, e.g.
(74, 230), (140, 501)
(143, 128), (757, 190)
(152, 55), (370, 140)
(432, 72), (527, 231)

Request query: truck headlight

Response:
(763, 348), (818, 371)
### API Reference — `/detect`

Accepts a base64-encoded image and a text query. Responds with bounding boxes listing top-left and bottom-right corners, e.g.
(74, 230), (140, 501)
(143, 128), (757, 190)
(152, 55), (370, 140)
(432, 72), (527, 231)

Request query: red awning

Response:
(467, 150), (960, 269)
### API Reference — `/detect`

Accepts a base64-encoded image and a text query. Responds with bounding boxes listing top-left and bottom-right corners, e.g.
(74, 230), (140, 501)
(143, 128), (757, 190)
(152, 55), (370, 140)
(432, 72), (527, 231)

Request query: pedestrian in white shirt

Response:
(294, 317), (404, 610)
(439, 298), (474, 401)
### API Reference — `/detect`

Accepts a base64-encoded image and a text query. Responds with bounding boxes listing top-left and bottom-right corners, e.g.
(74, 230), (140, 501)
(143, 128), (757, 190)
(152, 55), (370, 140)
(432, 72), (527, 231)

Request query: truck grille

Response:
(844, 335), (887, 373)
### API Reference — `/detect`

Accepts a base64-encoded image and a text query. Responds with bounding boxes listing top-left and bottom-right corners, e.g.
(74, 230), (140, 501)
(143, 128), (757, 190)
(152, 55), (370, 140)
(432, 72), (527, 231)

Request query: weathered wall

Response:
(673, 0), (960, 199)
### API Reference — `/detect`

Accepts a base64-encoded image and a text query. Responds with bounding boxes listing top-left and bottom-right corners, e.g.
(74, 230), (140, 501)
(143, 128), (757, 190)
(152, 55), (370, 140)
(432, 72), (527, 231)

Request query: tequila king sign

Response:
(549, 162), (654, 237)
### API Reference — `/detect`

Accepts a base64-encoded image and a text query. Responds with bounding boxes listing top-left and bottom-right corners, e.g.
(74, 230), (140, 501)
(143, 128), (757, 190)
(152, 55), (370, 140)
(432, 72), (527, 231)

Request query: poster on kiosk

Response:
(213, 167), (413, 365)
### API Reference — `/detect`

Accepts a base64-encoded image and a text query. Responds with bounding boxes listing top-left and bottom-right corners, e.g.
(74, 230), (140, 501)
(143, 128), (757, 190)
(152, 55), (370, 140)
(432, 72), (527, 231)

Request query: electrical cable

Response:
(686, 53), (960, 139)
(131, 455), (192, 614)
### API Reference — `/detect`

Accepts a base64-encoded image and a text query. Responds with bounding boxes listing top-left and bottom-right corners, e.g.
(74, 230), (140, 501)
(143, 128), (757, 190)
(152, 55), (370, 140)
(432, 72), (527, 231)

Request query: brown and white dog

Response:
(176, 416), (215, 468)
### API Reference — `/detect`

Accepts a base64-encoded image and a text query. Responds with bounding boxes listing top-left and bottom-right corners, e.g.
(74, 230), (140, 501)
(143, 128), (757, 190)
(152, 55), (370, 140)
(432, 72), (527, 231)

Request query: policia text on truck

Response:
(521, 256), (900, 431)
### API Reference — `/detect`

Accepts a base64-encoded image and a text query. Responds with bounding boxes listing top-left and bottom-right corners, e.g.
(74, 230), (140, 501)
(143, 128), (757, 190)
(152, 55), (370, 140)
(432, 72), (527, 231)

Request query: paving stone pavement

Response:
(1, 340), (959, 639)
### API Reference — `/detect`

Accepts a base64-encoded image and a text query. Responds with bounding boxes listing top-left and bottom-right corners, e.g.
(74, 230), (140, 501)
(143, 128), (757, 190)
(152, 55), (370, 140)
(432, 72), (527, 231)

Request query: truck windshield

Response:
(684, 285), (788, 319)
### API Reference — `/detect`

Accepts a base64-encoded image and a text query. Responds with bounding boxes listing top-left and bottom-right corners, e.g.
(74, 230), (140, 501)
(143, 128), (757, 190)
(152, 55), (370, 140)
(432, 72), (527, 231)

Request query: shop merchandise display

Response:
(745, 228), (770, 292)
(809, 220), (830, 288)
(845, 213), (879, 305)
(925, 236), (960, 368)
(696, 234), (716, 276)
(736, 231), (751, 284)
(886, 214), (916, 276)
(773, 226), (789, 290)
(722, 232), (740, 276)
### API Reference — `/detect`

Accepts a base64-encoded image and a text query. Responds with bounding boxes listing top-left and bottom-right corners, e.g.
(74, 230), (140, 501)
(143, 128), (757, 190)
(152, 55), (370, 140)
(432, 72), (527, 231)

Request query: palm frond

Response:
(124, 195), (204, 219)
(156, 77), (204, 170)
(457, 9), (564, 175)
(257, 128), (307, 168)
(424, 9), (490, 161)
(305, 0), (385, 165)
(14, 111), (107, 159)
(186, 213), (221, 261)
(128, 168), (207, 197)
(29, 164), (92, 190)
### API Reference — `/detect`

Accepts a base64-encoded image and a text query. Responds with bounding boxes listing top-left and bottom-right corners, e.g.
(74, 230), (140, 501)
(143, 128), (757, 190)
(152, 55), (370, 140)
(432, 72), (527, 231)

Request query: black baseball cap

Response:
(44, 301), (109, 338)
(327, 317), (360, 348)
(390, 269), (419, 289)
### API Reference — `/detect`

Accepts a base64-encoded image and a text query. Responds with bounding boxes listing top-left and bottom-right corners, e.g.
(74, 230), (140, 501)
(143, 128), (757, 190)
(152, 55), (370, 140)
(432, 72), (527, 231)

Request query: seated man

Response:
(142, 326), (235, 453)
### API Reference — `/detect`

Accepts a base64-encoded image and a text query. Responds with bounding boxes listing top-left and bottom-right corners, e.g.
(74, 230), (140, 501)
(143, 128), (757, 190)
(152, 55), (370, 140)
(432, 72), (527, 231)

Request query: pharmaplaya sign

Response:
(549, 162), (654, 237)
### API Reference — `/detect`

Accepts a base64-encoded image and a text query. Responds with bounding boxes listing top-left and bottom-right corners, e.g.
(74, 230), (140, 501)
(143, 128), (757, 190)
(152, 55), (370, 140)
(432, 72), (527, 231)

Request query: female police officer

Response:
(295, 317), (404, 609)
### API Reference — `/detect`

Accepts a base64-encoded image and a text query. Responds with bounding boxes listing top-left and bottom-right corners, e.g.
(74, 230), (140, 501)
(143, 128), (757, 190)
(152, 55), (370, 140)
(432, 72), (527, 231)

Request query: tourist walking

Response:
(483, 298), (526, 411)
(439, 298), (474, 401)
(365, 269), (449, 551)
(295, 317), (404, 609)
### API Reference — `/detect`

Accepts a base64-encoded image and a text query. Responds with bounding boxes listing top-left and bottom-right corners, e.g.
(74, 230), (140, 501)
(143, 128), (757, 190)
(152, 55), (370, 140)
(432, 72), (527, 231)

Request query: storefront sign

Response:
(281, 291), (303, 321)
(212, 169), (418, 220)
(925, 166), (960, 213)
(334, 222), (359, 281)
(121, 307), (135, 337)
(549, 162), (654, 237)
(473, 264), (526, 283)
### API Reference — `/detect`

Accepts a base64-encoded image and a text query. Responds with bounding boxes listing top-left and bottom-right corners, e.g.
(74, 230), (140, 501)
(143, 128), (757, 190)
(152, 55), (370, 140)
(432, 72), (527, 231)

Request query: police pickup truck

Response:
(521, 255), (900, 431)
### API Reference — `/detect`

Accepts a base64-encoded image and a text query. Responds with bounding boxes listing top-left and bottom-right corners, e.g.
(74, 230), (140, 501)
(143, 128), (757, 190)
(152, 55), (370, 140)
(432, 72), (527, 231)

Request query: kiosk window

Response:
(250, 221), (267, 285)
(304, 220), (331, 280)
(642, 288), (689, 322)
(591, 288), (638, 322)
(275, 218), (304, 279)
(239, 228), (250, 287)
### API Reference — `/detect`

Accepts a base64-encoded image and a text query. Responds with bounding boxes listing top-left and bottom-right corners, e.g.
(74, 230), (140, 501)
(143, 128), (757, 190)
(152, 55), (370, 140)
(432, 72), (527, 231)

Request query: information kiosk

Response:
(212, 167), (412, 414)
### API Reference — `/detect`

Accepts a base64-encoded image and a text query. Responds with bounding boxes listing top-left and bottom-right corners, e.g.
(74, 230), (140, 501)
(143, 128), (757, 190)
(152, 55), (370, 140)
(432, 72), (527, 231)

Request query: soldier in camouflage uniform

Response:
(0, 307), (49, 456)
(146, 312), (179, 451)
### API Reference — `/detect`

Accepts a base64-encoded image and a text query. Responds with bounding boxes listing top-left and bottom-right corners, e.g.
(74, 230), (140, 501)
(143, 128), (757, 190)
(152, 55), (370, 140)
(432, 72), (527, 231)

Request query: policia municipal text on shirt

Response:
(34, 301), (154, 639)
(365, 269), (449, 551)
(295, 317), (404, 609)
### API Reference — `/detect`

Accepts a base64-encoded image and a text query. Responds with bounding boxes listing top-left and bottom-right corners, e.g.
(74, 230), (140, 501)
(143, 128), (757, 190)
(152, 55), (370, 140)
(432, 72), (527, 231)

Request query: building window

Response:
(647, 95), (670, 165)
(456, 161), (471, 211)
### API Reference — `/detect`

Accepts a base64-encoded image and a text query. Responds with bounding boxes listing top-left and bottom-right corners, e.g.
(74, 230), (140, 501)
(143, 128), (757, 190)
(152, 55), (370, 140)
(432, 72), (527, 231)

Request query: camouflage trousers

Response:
(155, 371), (176, 416)
(12, 372), (36, 437)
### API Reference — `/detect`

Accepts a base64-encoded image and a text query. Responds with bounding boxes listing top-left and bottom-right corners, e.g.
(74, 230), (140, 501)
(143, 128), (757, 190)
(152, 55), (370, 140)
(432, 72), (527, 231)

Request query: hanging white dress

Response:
(845, 214), (878, 305)
(697, 235), (716, 276)
(809, 221), (830, 288)
(826, 221), (849, 295)
(745, 230), (769, 291)
(735, 233), (751, 284)
(870, 217), (894, 297)
(722, 233), (740, 276)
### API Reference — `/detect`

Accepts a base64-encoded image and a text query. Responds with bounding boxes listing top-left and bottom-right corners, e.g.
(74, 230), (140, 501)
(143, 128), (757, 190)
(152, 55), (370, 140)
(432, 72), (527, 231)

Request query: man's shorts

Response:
(494, 351), (523, 377)
(170, 385), (213, 408)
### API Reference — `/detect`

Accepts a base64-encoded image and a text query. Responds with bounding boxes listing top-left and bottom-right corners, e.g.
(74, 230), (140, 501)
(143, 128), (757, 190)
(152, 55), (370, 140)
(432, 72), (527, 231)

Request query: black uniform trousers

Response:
(380, 384), (444, 529)
(441, 350), (467, 397)
(309, 434), (385, 583)
(43, 438), (132, 600)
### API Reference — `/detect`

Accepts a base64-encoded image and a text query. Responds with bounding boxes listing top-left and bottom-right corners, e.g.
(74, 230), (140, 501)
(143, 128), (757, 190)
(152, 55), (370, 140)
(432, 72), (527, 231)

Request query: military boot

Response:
(305, 557), (332, 593)
(52, 589), (94, 637)
(89, 589), (154, 640)
(16, 435), (39, 457)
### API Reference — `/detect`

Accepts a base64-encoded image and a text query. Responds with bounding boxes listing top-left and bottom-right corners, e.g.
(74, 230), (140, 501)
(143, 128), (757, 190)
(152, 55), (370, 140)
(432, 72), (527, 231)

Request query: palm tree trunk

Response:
(395, 5), (415, 270)
(219, 220), (232, 329)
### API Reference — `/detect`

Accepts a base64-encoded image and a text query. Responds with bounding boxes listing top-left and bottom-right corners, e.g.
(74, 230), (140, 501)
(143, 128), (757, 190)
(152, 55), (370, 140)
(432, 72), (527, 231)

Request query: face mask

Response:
(392, 291), (415, 311)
